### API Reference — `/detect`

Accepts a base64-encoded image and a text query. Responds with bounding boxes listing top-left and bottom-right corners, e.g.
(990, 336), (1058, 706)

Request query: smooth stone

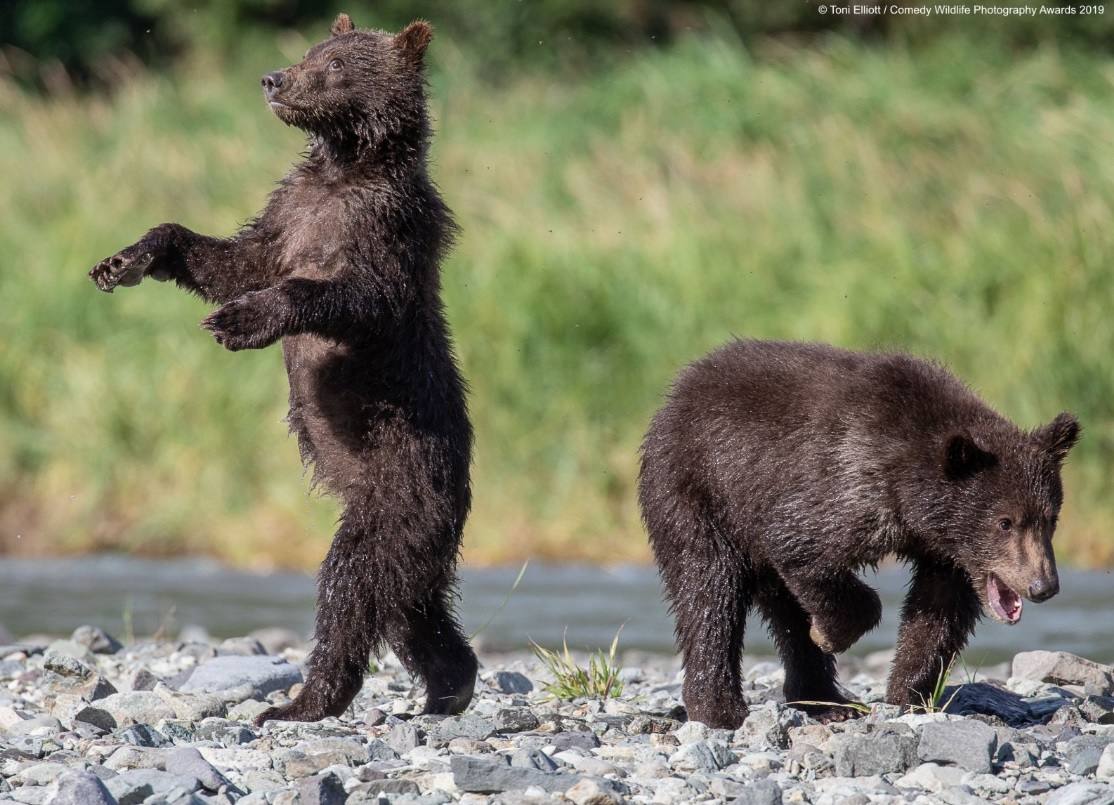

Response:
(489, 671), (533, 694)
(179, 655), (302, 697)
(548, 731), (600, 752)
(164, 747), (238, 793)
(1012, 652), (1114, 696)
(734, 779), (783, 805)
(1045, 781), (1114, 805)
(44, 771), (116, 805)
(451, 754), (580, 794)
(104, 769), (200, 805)
(1063, 734), (1114, 776)
(918, 719), (998, 773)
(98, 692), (175, 728)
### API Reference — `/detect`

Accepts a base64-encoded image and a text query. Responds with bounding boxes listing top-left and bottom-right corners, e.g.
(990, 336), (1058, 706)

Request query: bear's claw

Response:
(89, 250), (153, 292)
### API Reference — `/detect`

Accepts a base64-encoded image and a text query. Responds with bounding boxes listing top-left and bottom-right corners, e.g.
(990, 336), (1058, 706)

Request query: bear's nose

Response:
(1028, 576), (1059, 602)
(261, 71), (285, 96)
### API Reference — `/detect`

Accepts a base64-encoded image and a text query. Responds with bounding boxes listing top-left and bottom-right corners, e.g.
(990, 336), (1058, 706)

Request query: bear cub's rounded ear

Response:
(331, 13), (355, 37)
(394, 20), (433, 63)
(1034, 411), (1081, 463)
(943, 432), (997, 480)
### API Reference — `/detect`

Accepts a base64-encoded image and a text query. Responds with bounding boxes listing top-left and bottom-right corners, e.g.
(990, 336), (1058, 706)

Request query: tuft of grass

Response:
(531, 626), (625, 701)
(915, 654), (964, 714)
(791, 653), (963, 717)
(1, 33), (1112, 568)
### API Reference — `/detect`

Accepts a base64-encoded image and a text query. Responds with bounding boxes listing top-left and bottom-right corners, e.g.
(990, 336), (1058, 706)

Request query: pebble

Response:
(0, 633), (1109, 803)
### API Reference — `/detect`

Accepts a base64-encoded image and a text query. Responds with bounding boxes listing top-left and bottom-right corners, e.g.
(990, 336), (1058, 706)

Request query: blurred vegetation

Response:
(0, 8), (1111, 568)
(4, 1), (1114, 85)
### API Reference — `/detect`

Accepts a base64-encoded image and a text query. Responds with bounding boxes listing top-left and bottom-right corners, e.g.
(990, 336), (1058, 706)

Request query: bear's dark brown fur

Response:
(639, 339), (1079, 728)
(89, 13), (478, 723)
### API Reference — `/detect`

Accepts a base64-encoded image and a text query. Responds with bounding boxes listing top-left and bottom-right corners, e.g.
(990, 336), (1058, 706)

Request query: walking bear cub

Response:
(89, 14), (479, 723)
(639, 340), (1079, 728)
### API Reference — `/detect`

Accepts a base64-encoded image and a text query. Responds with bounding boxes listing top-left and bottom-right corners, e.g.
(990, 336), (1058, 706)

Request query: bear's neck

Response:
(311, 104), (430, 180)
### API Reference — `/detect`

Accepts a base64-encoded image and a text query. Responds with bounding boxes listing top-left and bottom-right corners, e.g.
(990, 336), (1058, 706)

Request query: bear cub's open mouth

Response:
(987, 573), (1023, 624)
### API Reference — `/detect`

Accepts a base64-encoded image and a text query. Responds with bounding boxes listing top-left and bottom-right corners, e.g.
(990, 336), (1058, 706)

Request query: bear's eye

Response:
(998, 517), (1013, 532)
(328, 58), (343, 72)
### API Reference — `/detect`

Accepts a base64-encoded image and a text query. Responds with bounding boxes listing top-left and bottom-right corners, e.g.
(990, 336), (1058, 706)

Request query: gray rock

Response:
(113, 724), (169, 747)
(735, 779), (782, 805)
(1045, 782), (1114, 805)
(164, 747), (239, 794)
(668, 740), (735, 772)
(1099, 744), (1114, 780)
(494, 708), (539, 733)
(548, 731), (600, 752)
(917, 719), (998, 773)
(1012, 651), (1114, 696)
(71, 626), (123, 655)
(104, 770), (200, 805)
(128, 669), (160, 692)
(510, 748), (559, 771)
(451, 754), (581, 794)
(386, 722), (424, 754)
(295, 771), (347, 805)
(564, 777), (628, 805)
(45, 771), (116, 805)
(7, 715), (63, 737)
(738, 704), (801, 750)
(99, 692), (176, 727)
(832, 726), (919, 777)
(77, 675), (118, 702)
(179, 655), (302, 696)
(364, 739), (399, 762)
(72, 705), (117, 732)
(433, 714), (495, 742)
(43, 652), (93, 679)
(489, 671), (533, 695)
(1064, 735), (1114, 776)
(356, 778), (421, 796)
(1081, 696), (1114, 724)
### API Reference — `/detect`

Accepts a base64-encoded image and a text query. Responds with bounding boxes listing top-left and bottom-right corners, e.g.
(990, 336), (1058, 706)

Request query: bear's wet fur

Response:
(639, 339), (1079, 728)
(89, 13), (479, 723)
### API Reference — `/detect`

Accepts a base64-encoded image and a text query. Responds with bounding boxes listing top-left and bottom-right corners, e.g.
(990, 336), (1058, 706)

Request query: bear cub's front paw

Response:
(808, 618), (857, 655)
(202, 291), (288, 351)
(89, 247), (154, 293)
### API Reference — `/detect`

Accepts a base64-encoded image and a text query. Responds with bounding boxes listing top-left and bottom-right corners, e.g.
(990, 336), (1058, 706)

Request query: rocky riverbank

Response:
(1, 628), (1112, 804)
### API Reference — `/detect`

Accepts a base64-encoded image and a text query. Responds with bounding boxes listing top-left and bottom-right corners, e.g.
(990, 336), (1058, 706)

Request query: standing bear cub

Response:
(639, 340), (1079, 728)
(89, 14), (478, 723)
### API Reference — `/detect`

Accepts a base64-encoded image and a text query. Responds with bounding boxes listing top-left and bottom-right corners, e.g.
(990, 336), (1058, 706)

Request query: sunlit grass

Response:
(1, 33), (1111, 568)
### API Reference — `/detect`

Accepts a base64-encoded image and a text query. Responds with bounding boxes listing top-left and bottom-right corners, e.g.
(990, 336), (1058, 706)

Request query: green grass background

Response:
(1, 32), (1111, 568)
